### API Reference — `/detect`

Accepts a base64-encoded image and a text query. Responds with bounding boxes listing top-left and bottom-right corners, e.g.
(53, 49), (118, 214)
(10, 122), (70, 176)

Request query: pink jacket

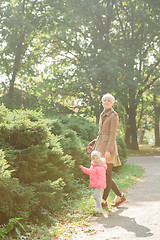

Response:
(81, 162), (107, 189)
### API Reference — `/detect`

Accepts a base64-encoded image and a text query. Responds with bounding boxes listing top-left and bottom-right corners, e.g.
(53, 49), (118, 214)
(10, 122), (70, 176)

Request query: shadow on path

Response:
(91, 207), (153, 238)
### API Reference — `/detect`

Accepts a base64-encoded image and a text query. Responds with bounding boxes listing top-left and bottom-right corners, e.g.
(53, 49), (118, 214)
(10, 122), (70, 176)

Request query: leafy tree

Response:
(113, 0), (160, 149)
(44, 0), (160, 149)
(1, 0), (160, 150)
(0, 0), (65, 109)
(152, 82), (160, 146)
(37, 0), (119, 121)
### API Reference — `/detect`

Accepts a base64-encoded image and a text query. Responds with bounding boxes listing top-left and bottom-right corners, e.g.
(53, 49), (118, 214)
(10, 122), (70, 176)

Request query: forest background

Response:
(0, 0), (160, 149)
(0, 0), (160, 235)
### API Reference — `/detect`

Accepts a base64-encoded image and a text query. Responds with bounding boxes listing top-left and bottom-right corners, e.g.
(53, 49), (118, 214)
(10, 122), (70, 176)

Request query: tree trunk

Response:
(139, 129), (145, 145)
(130, 108), (139, 149)
(125, 106), (139, 150)
(153, 94), (160, 146)
(125, 120), (132, 148)
(96, 114), (99, 124)
(7, 32), (25, 109)
(155, 118), (160, 146)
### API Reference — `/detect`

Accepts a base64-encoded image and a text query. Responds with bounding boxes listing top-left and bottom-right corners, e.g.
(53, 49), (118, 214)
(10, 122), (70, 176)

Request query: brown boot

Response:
(111, 193), (126, 207)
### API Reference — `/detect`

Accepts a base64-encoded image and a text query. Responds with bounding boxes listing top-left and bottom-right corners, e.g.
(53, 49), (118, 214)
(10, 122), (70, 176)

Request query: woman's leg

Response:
(102, 163), (121, 201)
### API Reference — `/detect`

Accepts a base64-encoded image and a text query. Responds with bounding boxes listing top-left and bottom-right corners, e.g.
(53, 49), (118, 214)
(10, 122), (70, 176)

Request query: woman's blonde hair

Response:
(101, 93), (115, 103)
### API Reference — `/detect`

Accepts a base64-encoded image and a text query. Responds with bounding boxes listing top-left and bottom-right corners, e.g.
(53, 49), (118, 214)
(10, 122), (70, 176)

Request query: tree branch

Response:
(139, 77), (159, 96)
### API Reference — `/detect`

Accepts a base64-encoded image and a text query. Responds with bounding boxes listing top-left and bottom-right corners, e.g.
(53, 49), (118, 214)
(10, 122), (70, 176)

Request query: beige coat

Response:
(95, 107), (121, 167)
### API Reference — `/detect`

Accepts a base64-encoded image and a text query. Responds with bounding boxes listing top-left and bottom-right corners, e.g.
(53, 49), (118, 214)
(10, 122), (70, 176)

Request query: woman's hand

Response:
(79, 165), (83, 169)
(105, 151), (111, 159)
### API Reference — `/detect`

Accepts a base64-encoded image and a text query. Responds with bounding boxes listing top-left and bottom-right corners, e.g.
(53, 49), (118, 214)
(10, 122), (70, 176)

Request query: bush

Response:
(0, 104), (9, 123)
(0, 150), (37, 223)
(116, 137), (127, 166)
(0, 105), (127, 225)
(59, 129), (89, 178)
(32, 178), (66, 212)
(56, 115), (98, 142)
(0, 107), (74, 222)
(54, 116), (127, 166)
(46, 119), (63, 136)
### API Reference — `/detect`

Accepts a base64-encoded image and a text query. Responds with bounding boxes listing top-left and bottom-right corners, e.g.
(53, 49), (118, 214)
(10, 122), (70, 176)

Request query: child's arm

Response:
(80, 165), (90, 175)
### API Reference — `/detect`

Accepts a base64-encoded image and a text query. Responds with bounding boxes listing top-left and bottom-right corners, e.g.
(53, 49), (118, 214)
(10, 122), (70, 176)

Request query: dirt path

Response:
(74, 155), (160, 240)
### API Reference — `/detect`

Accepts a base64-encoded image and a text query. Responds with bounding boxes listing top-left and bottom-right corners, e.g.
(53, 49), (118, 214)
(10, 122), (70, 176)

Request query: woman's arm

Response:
(106, 113), (119, 153)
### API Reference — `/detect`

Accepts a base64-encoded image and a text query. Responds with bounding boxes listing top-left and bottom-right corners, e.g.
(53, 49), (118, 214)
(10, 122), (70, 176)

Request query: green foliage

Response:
(2, 121), (48, 149)
(0, 106), (127, 228)
(58, 116), (98, 142)
(0, 150), (13, 179)
(47, 118), (63, 136)
(0, 217), (25, 239)
(59, 128), (88, 177)
(0, 149), (37, 222)
(116, 137), (128, 166)
(32, 178), (66, 212)
(47, 115), (99, 178)
(0, 0), (160, 150)
(0, 108), (74, 223)
(0, 104), (9, 124)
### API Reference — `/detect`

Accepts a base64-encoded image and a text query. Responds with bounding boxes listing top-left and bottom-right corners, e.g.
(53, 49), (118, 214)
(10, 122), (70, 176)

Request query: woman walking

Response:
(92, 93), (126, 207)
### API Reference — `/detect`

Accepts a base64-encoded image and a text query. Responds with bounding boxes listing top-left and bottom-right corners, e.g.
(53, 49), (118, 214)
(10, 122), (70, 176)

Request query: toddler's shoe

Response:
(111, 193), (126, 207)
(101, 199), (108, 208)
(97, 207), (103, 214)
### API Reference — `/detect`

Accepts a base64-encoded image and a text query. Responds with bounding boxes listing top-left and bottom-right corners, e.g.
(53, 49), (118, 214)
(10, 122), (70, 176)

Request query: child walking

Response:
(80, 150), (107, 213)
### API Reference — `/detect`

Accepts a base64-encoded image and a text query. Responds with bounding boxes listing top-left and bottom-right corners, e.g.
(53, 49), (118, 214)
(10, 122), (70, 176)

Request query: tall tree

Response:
(47, 0), (121, 121)
(46, 0), (160, 149)
(0, 0), (65, 109)
(1, 0), (159, 150)
(153, 84), (160, 146)
(113, 0), (160, 149)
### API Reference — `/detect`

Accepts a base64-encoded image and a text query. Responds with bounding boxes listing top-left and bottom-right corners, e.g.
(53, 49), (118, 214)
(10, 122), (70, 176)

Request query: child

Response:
(80, 150), (107, 213)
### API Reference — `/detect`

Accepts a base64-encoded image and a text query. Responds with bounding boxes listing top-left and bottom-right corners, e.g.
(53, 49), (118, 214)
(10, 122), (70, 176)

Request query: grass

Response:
(128, 144), (160, 156)
(24, 162), (144, 240)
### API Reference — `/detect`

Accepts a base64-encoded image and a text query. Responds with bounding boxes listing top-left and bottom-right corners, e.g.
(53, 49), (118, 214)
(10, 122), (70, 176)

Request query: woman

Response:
(94, 93), (126, 207)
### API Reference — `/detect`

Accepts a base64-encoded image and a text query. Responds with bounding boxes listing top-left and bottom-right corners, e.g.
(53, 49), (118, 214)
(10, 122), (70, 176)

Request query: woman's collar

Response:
(102, 107), (113, 116)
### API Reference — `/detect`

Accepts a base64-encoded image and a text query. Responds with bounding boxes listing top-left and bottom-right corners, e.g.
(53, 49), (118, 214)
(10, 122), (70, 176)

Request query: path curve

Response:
(75, 155), (160, 240)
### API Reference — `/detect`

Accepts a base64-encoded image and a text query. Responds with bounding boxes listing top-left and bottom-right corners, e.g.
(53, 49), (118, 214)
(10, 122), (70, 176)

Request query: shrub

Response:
(51, 115), (127, 172)
(116, 137), (127, 166)
(0, 104), (9, 123)
(0, 150), (37, 223)
(59, 129), (89, 178)
(46, 119), (63, 136)
(56, 115), (98, 142)
(32, 178), (66, 212)
(0, 108), (74, 222)
(0, 105), (128, 225)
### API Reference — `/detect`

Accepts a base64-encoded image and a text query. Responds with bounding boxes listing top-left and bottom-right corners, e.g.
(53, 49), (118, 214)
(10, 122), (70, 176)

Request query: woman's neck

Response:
(104, 108), (111, 113)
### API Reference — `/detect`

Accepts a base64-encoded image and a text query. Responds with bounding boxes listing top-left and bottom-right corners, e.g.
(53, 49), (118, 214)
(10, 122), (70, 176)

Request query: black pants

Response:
(102, 163), (121, 201)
